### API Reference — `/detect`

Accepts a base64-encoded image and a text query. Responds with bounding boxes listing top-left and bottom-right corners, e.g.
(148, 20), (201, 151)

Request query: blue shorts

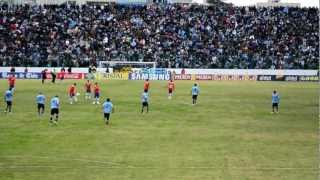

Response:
(94, 93), (100, 98)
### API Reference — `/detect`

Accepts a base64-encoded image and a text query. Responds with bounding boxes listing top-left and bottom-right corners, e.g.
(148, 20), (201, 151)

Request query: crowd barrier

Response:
(101, 73), (129, 80)
(0, 72), (85, 79)
(128, 73), (171, 80)
(0, 71), (318, 82)
(0, 72), (41, 79)
(195, 74), (257, 81)
(257, 75), (319, 82)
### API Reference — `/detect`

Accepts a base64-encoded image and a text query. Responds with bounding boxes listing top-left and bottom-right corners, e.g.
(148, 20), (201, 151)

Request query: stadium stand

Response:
(0, 3), (318, 69)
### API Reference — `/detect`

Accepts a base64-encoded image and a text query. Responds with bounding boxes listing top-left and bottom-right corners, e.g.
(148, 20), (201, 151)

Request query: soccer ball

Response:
(76, 93), (80, 96)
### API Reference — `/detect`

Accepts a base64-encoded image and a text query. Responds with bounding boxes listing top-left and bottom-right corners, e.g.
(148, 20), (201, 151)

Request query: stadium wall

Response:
(0, 67), (318, 81)
(0, 67), (317, 75)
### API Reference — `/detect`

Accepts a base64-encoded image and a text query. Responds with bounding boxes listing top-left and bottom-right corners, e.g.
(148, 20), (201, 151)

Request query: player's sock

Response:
(54, 116), (58, 124)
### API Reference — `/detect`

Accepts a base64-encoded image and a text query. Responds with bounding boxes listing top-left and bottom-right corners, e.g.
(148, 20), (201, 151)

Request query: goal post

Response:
(98, 61), (157, 72)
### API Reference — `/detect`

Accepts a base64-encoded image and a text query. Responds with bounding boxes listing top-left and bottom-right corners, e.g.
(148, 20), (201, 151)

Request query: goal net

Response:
(98, 61), (156, 72)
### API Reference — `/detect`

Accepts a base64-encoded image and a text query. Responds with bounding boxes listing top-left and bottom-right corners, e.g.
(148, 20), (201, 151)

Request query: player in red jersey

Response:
(144, 79), (150, 92)
(168, 80), (175, 99)
(69, 83), (77, 104)
(8, 74), (16, 92)
(93, 82), (100, 104)
(59, 68), (65, 82)
(84, 80), (92, 100)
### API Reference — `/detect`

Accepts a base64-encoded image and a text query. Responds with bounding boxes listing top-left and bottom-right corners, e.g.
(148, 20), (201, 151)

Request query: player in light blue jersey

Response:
(272, 90), (280, 113)
(191, 83), (200, 105)
(50, 95), (60, 125)
(102, 98), (114, 126)
(141, 90), (149, 113)
(4, 88), (13, 113)
(36, 92), (46, 116)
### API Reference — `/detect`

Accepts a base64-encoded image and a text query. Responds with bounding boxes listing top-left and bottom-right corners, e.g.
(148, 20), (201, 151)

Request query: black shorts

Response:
(272, 103), (278, 108)
(38, 103), (45, 110)
(86, 89), (91, 93)
(6, 101), (12, 106)
(51, 108), (59, 115)
(104, 113), (110, 119)
(192, 95), (198, 100)
(9, 85), (14, 89)
(168, 89), (173, 94)
(142, 102), (148, 107)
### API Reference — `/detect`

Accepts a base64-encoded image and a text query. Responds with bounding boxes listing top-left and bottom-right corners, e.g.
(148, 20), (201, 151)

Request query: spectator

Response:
(0, 3), (318, 69)
(10, 67), (15, 73)
(181, 68), (185, 75)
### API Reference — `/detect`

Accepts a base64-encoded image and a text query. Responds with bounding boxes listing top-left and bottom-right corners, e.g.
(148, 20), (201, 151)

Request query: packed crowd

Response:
(0, 3), (318, 69)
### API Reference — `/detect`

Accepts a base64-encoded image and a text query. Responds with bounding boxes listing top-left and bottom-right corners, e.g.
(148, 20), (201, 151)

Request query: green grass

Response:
(0, 80), (318, 180)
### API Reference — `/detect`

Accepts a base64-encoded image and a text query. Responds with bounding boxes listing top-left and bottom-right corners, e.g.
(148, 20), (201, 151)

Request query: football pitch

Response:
(0, 80), (318, 180)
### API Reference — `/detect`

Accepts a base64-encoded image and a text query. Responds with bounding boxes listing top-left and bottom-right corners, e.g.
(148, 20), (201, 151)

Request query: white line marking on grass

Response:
(0, 156), (318, 170)
(0, 165), (317, 170)
(0, 155), (135, 168)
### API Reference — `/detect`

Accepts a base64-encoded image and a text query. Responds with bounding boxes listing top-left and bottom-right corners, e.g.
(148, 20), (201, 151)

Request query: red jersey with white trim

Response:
(94, 85), (100, 94)
(168, 81), (175, 90)
(8, 76), (15, 86)
(144, 81), (150, 90)
(69, 85), (76, 95)
(85, 82), (92, 92)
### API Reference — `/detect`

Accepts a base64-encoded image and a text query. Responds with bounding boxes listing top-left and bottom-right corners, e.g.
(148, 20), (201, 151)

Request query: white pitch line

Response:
(0, 165), (317, 170)
(0, 155), (134, 168)
(0, 156), (318, 170)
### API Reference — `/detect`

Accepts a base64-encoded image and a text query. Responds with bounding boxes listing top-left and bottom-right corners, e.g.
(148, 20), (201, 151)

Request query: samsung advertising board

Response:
(129, 73), (170, 80)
